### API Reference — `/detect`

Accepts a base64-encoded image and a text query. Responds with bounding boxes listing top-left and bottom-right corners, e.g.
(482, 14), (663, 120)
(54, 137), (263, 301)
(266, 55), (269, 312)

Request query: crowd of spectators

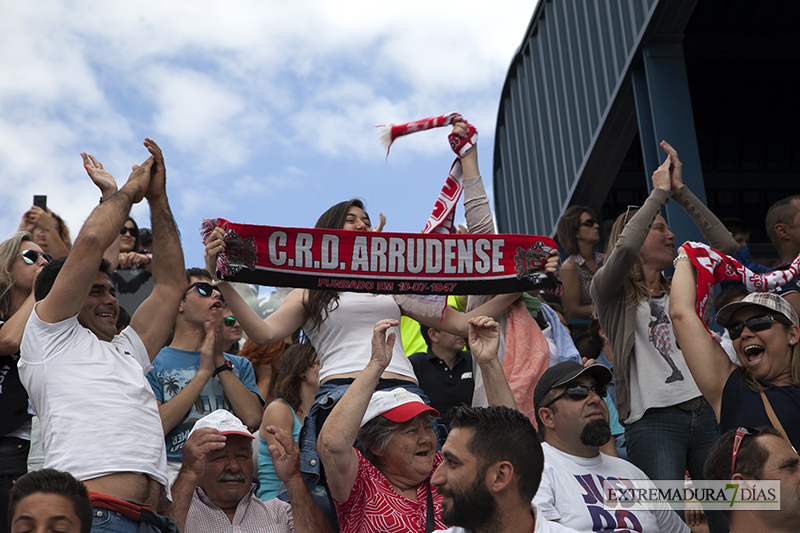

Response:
(2, 124), (800, 533)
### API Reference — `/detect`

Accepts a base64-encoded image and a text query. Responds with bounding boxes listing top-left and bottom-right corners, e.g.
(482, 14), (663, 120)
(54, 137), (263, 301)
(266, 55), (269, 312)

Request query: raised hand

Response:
(373, 213), (386, 232)
(126, 156), (155, 204)
(26, 206), (56, 231)
(200, 313), (226, 371)
(118, 251), (150, 269)
(143, 138), (167, 201)
(266, 425), (302, 482)
(204, 225), (227, 279)
(659, 140), (683, 192)
(651, 152), (672, 193)
(81, 152), (118, 197)
(370, 319), (398, 373)
(544, 248), (560, 275)
(468, 316), (500, 366)
(181, 427), (226, 478)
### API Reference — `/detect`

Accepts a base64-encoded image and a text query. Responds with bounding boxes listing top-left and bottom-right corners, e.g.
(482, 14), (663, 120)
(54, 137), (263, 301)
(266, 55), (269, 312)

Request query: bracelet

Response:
(673, 254), (690, 267)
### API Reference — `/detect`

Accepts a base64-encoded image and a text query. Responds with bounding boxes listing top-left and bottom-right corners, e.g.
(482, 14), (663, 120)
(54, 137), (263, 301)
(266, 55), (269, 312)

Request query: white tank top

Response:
(304, 292), (416, 381)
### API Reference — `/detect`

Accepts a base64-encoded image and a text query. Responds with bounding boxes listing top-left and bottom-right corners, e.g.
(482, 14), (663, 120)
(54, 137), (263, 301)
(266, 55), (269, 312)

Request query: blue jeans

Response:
(625, 399), (727, 533)
(91, 509), (139, 533)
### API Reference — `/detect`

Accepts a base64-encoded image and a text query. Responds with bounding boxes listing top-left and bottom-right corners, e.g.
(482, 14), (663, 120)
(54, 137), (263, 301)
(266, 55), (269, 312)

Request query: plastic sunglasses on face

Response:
(18, 249), (53, 265)
(580, 218), (597, 227)
(729, 314), (789, 340)
(543, 384), (607, 408)
(731, 426), (762, 478)
(120, 226), (137, 236)
(186, 281), (221, 297)
(223, 316), (237, 327)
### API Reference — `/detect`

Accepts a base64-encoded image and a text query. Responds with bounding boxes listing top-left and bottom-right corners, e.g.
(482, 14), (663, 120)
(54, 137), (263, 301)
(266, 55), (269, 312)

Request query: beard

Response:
(438, 472), (498, 530)
(580, 419), (612, 447)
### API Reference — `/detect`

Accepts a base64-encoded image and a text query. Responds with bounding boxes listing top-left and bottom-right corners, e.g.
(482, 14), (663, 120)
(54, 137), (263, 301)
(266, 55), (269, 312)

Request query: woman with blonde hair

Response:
(0, 231), (51, 528)
(590, 141), (736, 532)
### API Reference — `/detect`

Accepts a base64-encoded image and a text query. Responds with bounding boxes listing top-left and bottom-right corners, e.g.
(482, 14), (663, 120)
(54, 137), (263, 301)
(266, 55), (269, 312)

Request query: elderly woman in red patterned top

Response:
(318, 317), (516, 533)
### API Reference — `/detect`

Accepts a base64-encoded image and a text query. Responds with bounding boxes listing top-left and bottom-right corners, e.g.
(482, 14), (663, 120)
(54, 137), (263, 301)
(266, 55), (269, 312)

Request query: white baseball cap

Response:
(189, 409), (254, 439)
(360, 388), (439, 428)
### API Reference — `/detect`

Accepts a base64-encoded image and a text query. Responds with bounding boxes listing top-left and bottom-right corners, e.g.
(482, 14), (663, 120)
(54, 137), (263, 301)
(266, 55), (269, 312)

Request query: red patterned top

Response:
(333, 449), (445, 533)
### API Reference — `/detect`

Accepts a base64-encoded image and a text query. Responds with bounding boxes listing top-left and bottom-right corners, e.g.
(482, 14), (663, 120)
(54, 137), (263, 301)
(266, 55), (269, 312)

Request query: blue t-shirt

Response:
(147, 347), (263, 461)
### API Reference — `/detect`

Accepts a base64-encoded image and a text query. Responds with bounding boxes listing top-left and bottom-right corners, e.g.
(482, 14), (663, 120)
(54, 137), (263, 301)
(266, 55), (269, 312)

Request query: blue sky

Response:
(0, 1), (538, 295)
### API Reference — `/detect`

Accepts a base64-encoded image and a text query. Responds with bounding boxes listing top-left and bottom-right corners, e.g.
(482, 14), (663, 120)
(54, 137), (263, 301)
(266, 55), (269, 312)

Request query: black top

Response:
(409, 348), (474, 432)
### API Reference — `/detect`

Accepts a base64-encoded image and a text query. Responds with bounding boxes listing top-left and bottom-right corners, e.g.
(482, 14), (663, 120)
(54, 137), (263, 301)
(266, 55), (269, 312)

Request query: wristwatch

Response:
(213, 360), (233, 377)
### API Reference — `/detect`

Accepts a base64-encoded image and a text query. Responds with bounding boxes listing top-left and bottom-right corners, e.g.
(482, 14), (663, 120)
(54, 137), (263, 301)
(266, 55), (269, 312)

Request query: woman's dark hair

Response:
(8, 469), (92, 533)
(576, 319), (604, 361)
(306, 199), (370, 330)
(556, 205), (595, 256)
(272, 342), (318, 414)
(122, 217), (141, 253)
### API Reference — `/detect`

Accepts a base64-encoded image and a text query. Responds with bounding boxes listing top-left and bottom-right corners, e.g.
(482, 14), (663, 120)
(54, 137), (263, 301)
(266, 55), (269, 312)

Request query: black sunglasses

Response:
(543, 384), (607, 408)
(186, 281), (221, 297)
(18, 249), (53, 265)
(729, 314), (790, 340)
(579, 218), (597, 227)
(223, 316), (237, 327)
(120, 226), (137, 236)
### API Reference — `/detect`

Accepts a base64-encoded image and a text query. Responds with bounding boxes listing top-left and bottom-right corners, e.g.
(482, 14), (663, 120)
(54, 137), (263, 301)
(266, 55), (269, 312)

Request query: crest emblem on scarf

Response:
(223, 228), (258, 274)
(514, 242), (554, 284)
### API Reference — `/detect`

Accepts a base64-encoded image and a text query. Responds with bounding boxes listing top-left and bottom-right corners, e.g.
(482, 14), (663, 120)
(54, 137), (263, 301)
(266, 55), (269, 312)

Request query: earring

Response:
(301, 374), (307, 380)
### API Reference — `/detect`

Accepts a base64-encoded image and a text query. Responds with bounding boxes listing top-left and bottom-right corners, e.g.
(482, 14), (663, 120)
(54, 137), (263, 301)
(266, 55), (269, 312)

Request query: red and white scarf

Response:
(681, 241), (800, 334)
(379, 112), (477, 234)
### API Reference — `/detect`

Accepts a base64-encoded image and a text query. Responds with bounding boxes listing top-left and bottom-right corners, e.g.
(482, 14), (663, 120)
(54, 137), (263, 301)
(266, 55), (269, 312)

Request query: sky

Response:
(0, 1), (539, 295)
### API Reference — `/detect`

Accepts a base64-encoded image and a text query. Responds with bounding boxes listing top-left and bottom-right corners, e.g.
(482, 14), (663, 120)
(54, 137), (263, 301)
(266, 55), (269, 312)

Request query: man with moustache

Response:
(533, 362), (688, 533)
(168, 410), (331, 533)
(431, 405), (579, 533)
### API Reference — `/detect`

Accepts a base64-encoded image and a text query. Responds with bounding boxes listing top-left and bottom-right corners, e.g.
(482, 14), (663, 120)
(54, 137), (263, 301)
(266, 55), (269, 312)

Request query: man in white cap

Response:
(167, 409), (331, 533)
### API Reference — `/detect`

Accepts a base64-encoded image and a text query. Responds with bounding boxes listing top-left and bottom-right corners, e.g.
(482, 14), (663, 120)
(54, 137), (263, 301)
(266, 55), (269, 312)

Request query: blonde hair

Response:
(604, 208), (670, 307)
(0, 232), (34, 320)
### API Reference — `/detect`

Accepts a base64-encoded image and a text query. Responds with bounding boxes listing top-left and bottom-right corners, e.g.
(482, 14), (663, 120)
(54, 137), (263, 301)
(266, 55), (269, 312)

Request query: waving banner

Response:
(202, 219), (559, 296)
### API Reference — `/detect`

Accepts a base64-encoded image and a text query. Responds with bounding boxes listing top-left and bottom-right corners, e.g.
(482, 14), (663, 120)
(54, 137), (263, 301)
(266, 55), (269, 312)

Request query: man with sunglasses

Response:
(19, 139), (187, 532)
(703, 426), (800, 533)
(147, 268), (263, 482)
(532, 362), (689, 532)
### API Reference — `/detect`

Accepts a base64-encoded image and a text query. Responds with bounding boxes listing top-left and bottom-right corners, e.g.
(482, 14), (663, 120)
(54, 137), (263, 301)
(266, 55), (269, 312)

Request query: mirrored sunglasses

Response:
(186, 281), (221, 297)
(543, 384), (607, 408)
(223, 316), (237, 327)
(18, 249), (53, 265)
(729, 314), (789, 340)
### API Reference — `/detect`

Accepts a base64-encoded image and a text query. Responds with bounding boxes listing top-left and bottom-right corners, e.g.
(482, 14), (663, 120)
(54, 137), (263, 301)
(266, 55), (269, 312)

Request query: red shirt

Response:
(333, 449), (445, 533)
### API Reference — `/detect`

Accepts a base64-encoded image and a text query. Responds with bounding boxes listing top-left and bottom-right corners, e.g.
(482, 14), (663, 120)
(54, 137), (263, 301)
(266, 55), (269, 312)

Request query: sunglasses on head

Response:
(186, 281), (221, 297)
(120, 227), (137, 236)
(728, 314), (790, 340)
(543, 384), (607, 408)
(580, 218), (597, 227)
(223, 316), (237, 327)
(731, 426), (763, 478)
(622, 205), (639, 226)
(18, 249), (52, 265)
